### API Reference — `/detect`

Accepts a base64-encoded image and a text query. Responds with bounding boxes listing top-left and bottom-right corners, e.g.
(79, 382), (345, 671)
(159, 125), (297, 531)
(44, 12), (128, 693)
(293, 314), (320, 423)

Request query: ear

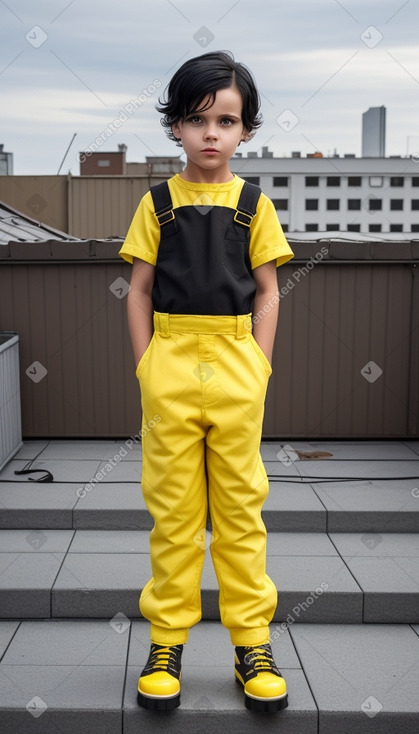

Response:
(172, 122), (182, 141)
(241, 128), (252, 144)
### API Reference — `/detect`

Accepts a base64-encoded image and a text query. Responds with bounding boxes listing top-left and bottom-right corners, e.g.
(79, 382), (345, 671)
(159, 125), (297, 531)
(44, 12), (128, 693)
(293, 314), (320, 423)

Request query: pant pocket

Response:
(250, 335), (272, 377)
(135, 334), (155, 380)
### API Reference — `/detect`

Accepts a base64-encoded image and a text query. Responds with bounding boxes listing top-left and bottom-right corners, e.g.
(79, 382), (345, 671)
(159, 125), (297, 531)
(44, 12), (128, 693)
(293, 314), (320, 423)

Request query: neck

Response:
(179, 161), (234, 184)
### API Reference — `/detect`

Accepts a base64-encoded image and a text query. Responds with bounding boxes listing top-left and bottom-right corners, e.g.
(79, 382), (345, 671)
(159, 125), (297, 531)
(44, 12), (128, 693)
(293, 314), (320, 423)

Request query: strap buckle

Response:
(155, 208), (175, 226)
(234, 209), (253, 227)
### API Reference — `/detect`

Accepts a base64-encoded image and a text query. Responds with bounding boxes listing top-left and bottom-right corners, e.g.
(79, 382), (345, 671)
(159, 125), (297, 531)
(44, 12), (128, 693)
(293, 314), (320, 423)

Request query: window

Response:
(369, 176), (383, 187)
(348, 176), (362, 186)
(97, 159), (111, 167)
(390, 177), (404, 187)
(348, 199), (361, 210)
(347, 224), (361, 232)
(411, 200), (419, 210)
(369, 224), (382, 232)
(327, 176), (340, 186)
(305, 176), (319, 186)
(271, 199), (288, 210)
(390, 199), (403, 210)
(305, 224), (318, 231)
(273, 177), (288, 186)
(369, 198), (382, 211)
(412, 177), (419, 187)
(305, 199), (318, 210)
(326, 224), (340, 230)
(281, 223), (289, 232)
(243, 176), (260, 185)
(390, 224), (403, 232)
(411, 224), (419, 232)
(327, 199), (340, 210)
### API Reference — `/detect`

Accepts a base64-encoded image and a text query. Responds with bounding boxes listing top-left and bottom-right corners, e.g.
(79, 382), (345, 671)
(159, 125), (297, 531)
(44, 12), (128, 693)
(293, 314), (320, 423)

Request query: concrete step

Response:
(0, 618), (418, 734)
(0, 530), (418, 624)
(1, 476), (419, 532)
(1, 439), (418, 533)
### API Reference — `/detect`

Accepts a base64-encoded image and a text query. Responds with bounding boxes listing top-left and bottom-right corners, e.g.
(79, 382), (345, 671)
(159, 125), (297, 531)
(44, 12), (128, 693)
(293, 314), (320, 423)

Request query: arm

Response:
(127, 258), (155, 367)
(252, 260), (279, 365)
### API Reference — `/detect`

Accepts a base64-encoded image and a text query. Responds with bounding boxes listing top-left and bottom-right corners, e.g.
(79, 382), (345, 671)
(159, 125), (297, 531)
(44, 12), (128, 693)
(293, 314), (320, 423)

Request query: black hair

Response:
(156, 50), (262, 145)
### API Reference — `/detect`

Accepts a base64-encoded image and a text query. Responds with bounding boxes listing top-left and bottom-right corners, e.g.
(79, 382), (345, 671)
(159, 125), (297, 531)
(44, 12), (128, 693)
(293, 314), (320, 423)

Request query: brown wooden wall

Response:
(1, 241), (418, 439)
(0, 175), (167, 240)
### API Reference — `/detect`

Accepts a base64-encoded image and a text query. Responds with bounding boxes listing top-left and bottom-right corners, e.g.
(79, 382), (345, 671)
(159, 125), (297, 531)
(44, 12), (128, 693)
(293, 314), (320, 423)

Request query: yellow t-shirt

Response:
(119, 173), (293, 270)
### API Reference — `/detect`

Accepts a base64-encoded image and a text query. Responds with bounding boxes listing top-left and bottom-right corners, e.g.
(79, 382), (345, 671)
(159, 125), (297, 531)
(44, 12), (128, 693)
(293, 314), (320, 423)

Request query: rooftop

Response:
(0, 200), (80, 246)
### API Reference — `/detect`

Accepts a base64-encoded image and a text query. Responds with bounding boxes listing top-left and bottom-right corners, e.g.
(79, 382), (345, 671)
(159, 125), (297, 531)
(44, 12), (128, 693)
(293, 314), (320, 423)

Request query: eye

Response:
(221, 117), (235, 126)
(185, 115), (202, 124)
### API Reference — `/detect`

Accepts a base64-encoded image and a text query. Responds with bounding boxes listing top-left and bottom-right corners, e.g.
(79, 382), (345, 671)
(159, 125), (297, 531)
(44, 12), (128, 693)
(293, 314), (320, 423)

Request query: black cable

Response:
(1, 475), (418, 484)
(12, 441), (53, 483)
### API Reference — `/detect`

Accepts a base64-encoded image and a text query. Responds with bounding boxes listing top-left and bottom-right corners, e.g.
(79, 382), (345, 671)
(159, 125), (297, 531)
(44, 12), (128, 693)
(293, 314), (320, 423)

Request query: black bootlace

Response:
(144, 645), (182, 675)
(243, 644), (279, 673)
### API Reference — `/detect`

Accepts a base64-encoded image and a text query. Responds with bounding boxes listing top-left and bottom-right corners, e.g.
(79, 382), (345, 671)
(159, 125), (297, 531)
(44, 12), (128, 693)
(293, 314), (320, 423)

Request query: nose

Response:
(204, 122), (218, 140)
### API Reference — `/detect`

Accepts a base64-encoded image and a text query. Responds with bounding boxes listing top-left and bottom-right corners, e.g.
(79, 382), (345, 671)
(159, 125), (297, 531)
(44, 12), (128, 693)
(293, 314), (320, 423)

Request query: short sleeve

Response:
(118, 191), (160, 265)
(249, 193), (294, 269)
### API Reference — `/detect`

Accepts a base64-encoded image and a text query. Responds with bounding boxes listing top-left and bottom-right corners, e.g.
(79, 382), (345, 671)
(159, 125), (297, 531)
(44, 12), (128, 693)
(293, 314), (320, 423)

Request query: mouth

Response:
(202, 148), (219, 153)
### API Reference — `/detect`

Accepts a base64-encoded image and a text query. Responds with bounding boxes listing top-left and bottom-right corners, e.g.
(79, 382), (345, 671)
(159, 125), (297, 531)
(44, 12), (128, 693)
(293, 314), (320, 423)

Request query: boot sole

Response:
(235, 676), (288, 713)
(244, 692), (288, 712)
(137, 691), (180, 711)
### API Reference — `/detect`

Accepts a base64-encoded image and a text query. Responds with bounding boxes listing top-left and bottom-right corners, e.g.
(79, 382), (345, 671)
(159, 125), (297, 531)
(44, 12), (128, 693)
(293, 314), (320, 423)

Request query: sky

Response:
(1, 0), (418, 175)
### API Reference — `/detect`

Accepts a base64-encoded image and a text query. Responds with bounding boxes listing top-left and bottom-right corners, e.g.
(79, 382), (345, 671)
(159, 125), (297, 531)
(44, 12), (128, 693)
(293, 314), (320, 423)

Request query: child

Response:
(119, 50), (294, 713)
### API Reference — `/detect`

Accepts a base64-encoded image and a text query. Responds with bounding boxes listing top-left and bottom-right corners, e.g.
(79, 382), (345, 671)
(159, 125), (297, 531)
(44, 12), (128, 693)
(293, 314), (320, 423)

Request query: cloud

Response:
(0, 0), (417, 172)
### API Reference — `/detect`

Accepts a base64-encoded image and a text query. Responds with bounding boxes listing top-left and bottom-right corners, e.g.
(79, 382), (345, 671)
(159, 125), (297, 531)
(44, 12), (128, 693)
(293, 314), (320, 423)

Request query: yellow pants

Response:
(136, 311), (278, 647)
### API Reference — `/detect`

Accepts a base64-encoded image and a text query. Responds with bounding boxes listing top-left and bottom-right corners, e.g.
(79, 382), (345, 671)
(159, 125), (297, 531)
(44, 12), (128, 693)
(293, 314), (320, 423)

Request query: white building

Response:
(229, 150), (419, 235)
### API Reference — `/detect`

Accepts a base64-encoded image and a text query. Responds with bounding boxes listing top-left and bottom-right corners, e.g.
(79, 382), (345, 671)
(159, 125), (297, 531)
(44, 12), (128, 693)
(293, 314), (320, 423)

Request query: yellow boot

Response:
(234, 643), (288, 712)
(137, 644), (183, 710)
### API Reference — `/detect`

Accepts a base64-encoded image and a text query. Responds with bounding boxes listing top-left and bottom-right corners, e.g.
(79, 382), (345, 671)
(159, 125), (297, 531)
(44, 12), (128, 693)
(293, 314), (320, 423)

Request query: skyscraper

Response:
(362, 106), (386, 157)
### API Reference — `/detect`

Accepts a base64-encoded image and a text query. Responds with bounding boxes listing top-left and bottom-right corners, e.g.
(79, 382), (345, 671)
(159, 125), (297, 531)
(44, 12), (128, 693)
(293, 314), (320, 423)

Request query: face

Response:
(171, 85), (249, 181)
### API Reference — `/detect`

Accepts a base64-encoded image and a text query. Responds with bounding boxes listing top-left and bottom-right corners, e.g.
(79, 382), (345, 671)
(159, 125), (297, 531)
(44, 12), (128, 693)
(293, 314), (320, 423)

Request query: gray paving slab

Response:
(11, 440), (49, 462)
(298, 441), (419, 461)
(51, 552), (150, 618)
(0, 484), (77, 529)
(297, 459), (419, 480)
(267, 532), (339, 556)
(403, 440), (419, 457)
(0, 458), (103, 482)
(0, 664), (125, 734)
(330, 532), (419, 557)
(68, 529), (151, 553)
(30, 440), (119, 460)
(2, 618), (129, 665)
(0, 529), (74, 552)
(343, 556), (419, 623)
(312, 479), (419, 532)
(0, 553), (64, 617)
(73, 483), (152, 530)
(1, 620), (130, 731)
(0, 621), (19, 658)
(96, 459), (142, 481)
(264, 481), (327, 531)
(290, 623), (419, 733)
(267, 555), (363, 623)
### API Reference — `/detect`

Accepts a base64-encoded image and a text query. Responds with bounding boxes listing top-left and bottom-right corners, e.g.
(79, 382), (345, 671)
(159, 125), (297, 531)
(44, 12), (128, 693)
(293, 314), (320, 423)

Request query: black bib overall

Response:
(149, 180), (261, 315)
